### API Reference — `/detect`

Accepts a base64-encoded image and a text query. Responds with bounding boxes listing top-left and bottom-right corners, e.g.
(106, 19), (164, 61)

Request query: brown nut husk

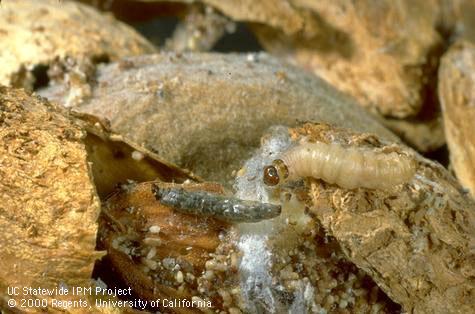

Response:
(0, 0), (156, 91)
(248, 0), (447, 152)
(251, 0), (443, 119)
(278, 123), (475, 314)
(98, 181), (400, 313)
(39, 52), (399, 187)
(0, 86), (199, 313)
(438, 40), (475, 197)
(0, 86), (102, 311)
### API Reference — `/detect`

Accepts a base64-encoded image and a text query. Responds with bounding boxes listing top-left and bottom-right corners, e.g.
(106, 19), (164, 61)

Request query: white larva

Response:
(263, 142), (416, 190)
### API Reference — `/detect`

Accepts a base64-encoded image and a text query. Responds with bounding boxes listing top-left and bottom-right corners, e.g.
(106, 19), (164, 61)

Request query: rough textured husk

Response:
(247, 0), (447, 152)
(0, 87), (196, 313)
(0, 87), (101, 311)
(438, 40), (475, 197)
(39, 52), (398, 187)
(0, 0), (156, 90)
(289, 123), (475, 314)
(252, 0), (443, 119)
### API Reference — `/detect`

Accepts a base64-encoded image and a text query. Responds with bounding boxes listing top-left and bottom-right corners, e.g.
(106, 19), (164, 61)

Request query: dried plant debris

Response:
(0, 0), (156, 91)
(39, 52), (398, 186)
(254, 123), (474, 314)
(439, 40), (475, 197)
(0, 86), (102, 311)
(99, 180), (400, 313)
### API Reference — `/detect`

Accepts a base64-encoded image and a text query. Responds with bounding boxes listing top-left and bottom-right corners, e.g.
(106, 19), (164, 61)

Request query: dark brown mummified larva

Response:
(151, 184), (281, 223)
(264, 142), (416, 189)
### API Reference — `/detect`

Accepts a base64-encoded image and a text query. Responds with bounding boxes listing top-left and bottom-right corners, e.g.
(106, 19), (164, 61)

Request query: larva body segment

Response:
(151, 184), (281, 223)
(264, 142), (416, 190)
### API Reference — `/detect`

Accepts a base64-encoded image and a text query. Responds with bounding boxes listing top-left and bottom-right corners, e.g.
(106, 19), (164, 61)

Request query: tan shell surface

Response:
(251, 0), (442, 119)
(439, 40), (475, 196)
(0, 87), (101, 311)
(0, 0), (156, 89)
(40, 52), (398, 186)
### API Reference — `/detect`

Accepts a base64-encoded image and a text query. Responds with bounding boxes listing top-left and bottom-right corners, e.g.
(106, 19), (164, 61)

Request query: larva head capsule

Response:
(263, 159), (289, 186)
